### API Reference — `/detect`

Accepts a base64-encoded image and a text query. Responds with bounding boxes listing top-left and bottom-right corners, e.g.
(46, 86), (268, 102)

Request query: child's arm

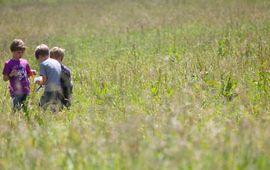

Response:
(35, 62), (47, 85)
(35, 75), (47, 85)
(3, 68), (17, 81)
(3, 62), (10, 81)
(3, 74), (9, 81)
(26, 63), (36, 77)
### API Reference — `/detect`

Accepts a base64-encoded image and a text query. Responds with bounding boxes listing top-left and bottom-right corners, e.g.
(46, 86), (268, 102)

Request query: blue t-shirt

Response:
(40, 58), (61, 92)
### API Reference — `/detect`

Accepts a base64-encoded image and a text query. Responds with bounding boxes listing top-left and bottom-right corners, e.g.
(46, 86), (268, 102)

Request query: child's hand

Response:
(31, 69), (37, 76)
(35, 80), (42, 85)
(34, 76), (43, 85)
(9, 69), (17, 77)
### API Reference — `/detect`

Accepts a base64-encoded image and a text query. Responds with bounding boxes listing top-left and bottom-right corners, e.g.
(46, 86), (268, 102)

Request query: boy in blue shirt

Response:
(34, 44), (63, 109)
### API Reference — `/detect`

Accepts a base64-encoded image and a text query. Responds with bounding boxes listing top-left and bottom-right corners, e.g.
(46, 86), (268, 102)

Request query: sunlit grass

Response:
(0, 0), (270, 169)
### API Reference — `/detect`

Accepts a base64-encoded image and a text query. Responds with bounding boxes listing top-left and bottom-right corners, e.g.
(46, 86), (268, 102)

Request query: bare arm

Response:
(36, 75), (47, 85)
(3, 69), (17, 81)
(3, 74), (9, 81)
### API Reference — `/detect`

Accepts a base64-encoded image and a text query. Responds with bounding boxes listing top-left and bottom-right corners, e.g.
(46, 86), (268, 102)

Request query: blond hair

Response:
(50, 47), (65, 61)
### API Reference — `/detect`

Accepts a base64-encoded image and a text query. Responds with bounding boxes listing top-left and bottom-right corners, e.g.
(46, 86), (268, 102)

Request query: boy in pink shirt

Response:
(2, 39), (35, 112)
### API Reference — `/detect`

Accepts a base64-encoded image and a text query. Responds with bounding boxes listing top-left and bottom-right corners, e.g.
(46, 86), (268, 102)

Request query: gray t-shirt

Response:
(40, 58), (61, 92)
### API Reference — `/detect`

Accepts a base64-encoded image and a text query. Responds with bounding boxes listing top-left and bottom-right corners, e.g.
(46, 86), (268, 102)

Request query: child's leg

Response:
(12, 94), (28, 112)
(40, 92), (51, 109)
(40, 92), (57, 109)
(20, 95), (28, 113)
(12, 96), (20, 112)
(40, 92), (63, 112)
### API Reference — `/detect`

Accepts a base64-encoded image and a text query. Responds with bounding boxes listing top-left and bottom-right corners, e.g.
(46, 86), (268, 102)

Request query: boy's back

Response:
(40, 58), (61, 92)
(61, 64), (72, 100)
(49, 47), (73, 107)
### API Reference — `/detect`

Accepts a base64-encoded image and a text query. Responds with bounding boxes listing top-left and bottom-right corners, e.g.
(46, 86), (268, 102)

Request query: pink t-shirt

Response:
(2, 58), (31, 97)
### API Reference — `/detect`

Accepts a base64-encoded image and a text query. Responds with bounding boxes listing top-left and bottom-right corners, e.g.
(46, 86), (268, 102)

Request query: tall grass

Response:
(0, 0), (270, 169)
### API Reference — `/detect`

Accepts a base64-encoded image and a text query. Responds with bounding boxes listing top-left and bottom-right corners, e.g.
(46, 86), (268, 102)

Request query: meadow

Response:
(0, 0), (270, 169)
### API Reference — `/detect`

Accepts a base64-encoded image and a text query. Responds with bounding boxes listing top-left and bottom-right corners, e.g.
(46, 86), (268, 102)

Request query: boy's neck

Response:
(39, 56), (49, 63)
(12, 56), (20, 60)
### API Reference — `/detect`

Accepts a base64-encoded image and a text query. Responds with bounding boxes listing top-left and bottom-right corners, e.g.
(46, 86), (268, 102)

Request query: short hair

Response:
(50, 47), (65, 61)
(10, 39), (26, 52)
(35, 44), (49, 59)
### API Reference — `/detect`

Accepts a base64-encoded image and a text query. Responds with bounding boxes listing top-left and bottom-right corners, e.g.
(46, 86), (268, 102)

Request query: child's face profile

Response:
(12, 50), (25, 59)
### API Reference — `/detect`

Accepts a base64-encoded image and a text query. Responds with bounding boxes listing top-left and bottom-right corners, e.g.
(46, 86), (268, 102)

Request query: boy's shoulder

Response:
(4, 58), (13, 64)
(4, 59), (21, 65)
(5, 58), (29, 64)
(41, 58), (60, 66)
(61, 64), (71, 74)
(61, 64), (70, 70)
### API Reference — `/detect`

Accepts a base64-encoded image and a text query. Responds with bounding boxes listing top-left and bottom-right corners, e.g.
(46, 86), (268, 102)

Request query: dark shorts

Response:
(40, 91), (63, 110)
(12, 94), (28, 112)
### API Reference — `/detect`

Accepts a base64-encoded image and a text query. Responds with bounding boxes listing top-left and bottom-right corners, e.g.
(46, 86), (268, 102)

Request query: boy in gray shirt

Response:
(34, 44), (63, 109)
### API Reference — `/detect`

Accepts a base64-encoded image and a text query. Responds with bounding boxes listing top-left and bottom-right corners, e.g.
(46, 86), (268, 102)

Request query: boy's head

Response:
(10, 39), (26, 59)
(35, 44), (49, 61)
(50, 47), (65, 62)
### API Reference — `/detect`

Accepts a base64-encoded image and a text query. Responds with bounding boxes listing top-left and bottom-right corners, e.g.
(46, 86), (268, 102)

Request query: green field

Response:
(0, 0), (270, 169)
